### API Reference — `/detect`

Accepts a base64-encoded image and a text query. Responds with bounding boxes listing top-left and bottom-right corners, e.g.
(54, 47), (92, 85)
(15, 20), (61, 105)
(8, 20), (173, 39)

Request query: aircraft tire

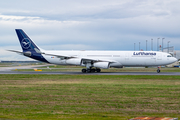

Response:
(91, 69), (95, 73)
(82, 69), (86, 73)
(157, 69), (160, 73)
(96, 69), (101, 73)
(87, 69), (91, 73)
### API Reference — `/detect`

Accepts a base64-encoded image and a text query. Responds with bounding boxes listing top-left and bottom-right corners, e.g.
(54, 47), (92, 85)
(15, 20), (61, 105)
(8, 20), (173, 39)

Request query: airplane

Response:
(8, 29), (177, 73)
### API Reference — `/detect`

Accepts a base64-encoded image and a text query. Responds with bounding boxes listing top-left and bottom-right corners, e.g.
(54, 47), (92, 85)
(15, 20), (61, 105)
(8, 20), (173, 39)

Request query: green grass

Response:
(0, 75), (180, 119)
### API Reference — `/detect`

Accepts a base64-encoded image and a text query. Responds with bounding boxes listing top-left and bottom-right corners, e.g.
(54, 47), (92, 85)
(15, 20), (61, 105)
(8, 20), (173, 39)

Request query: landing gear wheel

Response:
(96, 69), (101, 73)
(91, 69), (95, 73)
(87, 69), (91, 73)
(82, 69), (86, 73)
(157, 69), (160, 73)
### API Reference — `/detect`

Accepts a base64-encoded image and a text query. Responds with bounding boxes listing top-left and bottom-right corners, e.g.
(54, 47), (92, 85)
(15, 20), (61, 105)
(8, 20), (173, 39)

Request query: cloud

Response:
(0, 0), (180, 60)
(1, 0), (179, 21)
(0, 14), (40, 21)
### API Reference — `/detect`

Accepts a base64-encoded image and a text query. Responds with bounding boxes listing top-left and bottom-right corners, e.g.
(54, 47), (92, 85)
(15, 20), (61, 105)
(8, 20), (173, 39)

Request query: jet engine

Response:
(66, 58), (82, 65)
(93, 62), (110, 69)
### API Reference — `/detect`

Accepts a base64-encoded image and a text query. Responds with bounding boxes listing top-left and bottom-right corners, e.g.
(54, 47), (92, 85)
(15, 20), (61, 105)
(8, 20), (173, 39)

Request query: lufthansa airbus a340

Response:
(8, 29), (177, 73)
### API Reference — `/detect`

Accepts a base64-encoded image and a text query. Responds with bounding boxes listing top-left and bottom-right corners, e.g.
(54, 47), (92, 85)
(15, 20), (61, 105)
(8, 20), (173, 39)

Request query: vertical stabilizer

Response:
(15, 29), (41, 52)
(15, 29), (49, 63)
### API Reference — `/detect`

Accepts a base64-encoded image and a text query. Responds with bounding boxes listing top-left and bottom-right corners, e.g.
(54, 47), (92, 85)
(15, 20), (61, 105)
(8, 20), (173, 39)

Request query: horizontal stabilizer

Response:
(7, 50), (31, 56)
(7, 50), (23, 54)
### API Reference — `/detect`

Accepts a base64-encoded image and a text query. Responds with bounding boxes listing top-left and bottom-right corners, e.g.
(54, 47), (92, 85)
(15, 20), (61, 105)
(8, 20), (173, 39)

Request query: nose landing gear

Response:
(157, 67), (161, 73)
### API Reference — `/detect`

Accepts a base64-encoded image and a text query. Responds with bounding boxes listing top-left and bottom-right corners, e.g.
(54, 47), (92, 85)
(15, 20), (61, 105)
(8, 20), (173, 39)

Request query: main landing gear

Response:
(157, 67), (161, 73)
(82, 68), (101, 73)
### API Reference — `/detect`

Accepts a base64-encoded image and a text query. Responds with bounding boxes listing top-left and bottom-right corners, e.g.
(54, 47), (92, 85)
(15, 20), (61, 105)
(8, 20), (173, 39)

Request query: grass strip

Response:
(0, 75), (180, 120)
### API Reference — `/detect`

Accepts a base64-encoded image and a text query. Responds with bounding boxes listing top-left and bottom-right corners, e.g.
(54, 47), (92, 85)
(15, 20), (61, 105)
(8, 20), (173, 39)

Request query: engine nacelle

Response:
(66, 58), (82, 65)
(110, 62), (123, 68)
(93, 62), (110, 69)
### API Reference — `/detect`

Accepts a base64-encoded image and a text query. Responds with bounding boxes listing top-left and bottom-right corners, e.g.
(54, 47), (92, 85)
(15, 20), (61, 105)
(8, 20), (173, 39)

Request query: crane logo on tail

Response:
(21, 38), (31, 49)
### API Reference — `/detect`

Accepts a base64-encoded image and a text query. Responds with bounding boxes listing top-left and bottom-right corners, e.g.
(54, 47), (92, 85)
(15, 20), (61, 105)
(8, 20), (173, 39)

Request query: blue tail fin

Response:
(15, 29), (40, 52)
(15, 29), (49, 63)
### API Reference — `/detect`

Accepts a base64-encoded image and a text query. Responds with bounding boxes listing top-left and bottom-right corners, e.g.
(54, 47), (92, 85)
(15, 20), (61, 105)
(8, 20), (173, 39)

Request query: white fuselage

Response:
(42, 50), (177, 68)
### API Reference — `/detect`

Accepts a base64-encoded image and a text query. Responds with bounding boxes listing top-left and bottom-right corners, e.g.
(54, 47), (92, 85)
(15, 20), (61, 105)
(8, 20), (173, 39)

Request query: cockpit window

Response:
(167, 55), (172, 57)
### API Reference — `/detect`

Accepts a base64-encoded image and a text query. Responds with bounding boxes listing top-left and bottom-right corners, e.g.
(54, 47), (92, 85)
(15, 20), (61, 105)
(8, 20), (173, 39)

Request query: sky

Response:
(0, 0), (180, 60)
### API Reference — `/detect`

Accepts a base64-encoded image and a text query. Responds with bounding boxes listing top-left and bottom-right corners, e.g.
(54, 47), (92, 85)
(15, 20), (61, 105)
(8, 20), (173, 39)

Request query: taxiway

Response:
(0, 65), (179, 75)
(0, 71), (180, 75)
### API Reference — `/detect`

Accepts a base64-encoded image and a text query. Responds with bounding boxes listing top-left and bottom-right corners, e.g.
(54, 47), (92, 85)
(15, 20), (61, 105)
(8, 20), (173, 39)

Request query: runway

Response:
(0, 71), (180, 75)
(0, 65), (180, 75)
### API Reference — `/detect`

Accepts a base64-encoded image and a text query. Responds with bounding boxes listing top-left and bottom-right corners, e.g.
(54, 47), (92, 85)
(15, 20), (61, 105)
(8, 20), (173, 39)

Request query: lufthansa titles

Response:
(133, 52), (156, 56)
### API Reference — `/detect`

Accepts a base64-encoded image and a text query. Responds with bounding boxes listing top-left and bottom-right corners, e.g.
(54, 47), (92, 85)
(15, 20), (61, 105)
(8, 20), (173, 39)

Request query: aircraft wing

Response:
(81, 57), (117, 63)
(42, 53), (76, 59)
(43, 52), (116, 63)
(40, 50), (117, 63)
(41, 50), (77, 58)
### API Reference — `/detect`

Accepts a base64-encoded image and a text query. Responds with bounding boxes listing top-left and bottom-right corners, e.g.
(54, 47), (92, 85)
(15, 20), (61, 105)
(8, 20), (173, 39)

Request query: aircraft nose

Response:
(173, 57), (178, 62)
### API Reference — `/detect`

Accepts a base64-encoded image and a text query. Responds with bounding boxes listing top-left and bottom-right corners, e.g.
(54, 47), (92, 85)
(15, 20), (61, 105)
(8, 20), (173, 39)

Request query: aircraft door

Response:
(124, 52), (131, 65)
(125, 53), (129, 60)
(157, 53), (162, 60)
